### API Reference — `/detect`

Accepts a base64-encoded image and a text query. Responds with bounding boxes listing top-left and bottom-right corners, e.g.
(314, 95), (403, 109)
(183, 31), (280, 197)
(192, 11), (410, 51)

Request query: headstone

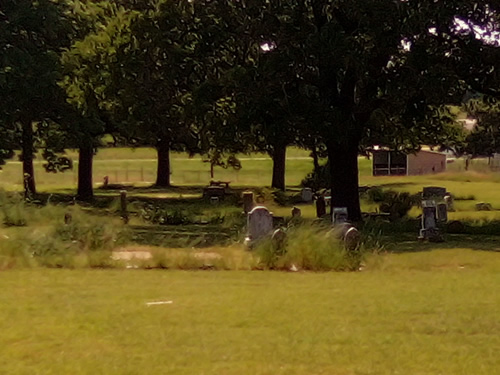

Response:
(120, 190), (129, 224)
(422, 200), (437, 229)
(245, 206), (273, 248)
(332, 207), (348, 225)
(418, 200), (443, 241)
(291, 207), (301, 218)
(437, 203), (448, 223)
(316, 197), (326, 218)
(242, 191), (254, 214)
(301, 188), (313, 203)
(344, 227), (361, 252)
(271, 228), (287, 252)
(329, 223), (361, 252)
(475, 202), (493, 211)
(423, 186), (447, 199)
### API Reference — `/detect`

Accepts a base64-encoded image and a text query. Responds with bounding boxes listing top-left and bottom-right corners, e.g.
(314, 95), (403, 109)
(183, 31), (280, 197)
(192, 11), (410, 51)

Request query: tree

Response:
(237, 0), (499, 220)
(60, 3), (132, 200)
(463, 99), (500, 159)
(0, 0), (71, 197)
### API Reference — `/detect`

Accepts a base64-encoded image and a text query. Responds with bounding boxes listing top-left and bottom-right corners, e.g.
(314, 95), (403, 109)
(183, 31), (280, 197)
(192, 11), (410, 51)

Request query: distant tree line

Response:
(1, 0), (499, 219)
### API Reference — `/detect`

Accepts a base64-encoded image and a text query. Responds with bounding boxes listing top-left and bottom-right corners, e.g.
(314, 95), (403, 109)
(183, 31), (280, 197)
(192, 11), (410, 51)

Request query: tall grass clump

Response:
(0, 189), (27, 227)
(0, 206), (131, 269)
(256, 223), (364, 271)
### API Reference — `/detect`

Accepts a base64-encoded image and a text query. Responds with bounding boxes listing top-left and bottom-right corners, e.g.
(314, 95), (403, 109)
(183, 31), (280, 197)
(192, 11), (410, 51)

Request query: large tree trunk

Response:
(327, 137), (362, 222)
(271, 141), (286, 191)
(155, 137), (171, 187)
(77, 141), (94, 201)
(21, 119), (36, 198)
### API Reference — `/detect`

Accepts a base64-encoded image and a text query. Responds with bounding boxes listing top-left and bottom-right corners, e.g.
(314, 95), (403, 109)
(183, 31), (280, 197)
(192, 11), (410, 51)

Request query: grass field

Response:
(0, 147), (316, 190)
(1, 249), (499, 375)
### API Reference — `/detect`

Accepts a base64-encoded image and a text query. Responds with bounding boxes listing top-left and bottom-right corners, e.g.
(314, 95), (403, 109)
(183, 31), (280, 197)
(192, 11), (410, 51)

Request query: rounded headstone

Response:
(271, 228), (287, 252)
(344, 227), (361, 252)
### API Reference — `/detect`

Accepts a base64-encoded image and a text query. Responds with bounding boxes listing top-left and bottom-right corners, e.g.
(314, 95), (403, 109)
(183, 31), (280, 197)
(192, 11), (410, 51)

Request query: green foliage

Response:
(364, 188), (420, 220)
(140, 204), (199, 225)
(301, 163), (330, 190)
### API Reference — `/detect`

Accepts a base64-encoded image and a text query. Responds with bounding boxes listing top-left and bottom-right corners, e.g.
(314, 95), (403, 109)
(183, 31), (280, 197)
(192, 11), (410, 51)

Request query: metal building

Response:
(372, 150), (447, 176)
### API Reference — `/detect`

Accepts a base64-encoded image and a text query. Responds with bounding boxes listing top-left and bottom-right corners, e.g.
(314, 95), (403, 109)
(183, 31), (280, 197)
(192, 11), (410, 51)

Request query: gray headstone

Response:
(301, 188), (313, 203)
(419, 200), (443, 241)
(422, 200), (437, 229)
(332, 207), (348, 225)
(246, 206), (273, 245)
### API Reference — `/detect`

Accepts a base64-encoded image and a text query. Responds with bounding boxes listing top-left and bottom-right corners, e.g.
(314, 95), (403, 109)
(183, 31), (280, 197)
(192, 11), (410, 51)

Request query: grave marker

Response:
(316, 197), (326, 218)
(244, 206), (273, 248)
(301, 188), (313, 203)
(332, 207), (348, 225)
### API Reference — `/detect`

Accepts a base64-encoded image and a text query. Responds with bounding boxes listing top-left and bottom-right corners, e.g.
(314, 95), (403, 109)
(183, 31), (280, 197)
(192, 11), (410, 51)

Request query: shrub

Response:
(301, 164), (330, 190)
(364, 188), (420, 220)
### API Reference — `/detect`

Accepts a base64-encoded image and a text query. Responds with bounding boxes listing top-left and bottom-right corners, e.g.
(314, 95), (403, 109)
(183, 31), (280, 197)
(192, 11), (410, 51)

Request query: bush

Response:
(301, 164), (330, 190)
(364, 188), (419, 220)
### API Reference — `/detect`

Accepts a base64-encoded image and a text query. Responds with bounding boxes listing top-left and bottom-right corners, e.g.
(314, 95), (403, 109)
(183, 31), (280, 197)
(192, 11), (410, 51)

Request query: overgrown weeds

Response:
(256, 223), (366, 271)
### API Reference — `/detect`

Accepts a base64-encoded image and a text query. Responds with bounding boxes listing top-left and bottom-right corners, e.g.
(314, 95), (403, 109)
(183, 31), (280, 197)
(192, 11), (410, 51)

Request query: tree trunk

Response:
(77, 141), (94, 201)
(271, 141), (286, 191)
(155, 137), (171, 187)
(327, 138), (362, 222)
(21, 119), (36, 198)
(311, 146), (320, 171)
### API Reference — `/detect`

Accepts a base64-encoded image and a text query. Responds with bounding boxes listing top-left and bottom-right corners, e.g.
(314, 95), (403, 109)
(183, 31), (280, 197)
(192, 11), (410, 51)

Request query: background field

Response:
(2, 147), (500, 220)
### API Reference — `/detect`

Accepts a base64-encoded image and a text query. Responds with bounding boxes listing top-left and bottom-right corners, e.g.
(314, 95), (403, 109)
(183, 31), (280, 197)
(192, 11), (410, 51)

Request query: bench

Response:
(209, 180), (231, 189)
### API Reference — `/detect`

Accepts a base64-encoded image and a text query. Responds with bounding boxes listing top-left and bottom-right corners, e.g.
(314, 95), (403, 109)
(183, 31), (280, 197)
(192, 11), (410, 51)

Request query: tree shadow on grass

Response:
(375, 182), (416, 189)
(383, 233), (500, 253)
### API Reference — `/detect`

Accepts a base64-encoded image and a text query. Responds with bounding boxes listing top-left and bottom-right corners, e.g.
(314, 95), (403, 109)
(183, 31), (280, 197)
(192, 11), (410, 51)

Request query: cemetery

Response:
(1, 1), (499, 373)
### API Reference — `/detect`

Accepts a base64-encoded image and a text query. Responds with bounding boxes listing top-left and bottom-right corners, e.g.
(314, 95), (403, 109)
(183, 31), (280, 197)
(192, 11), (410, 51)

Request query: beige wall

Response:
(407, 151), (446, 175)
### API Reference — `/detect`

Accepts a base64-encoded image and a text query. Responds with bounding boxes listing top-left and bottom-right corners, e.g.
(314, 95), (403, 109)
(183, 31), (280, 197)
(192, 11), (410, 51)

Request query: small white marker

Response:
(146, 301), (173, 306)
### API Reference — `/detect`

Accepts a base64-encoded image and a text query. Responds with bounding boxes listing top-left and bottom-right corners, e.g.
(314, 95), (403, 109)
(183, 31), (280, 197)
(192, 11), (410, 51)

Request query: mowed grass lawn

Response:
(2, 249), (500, 375)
